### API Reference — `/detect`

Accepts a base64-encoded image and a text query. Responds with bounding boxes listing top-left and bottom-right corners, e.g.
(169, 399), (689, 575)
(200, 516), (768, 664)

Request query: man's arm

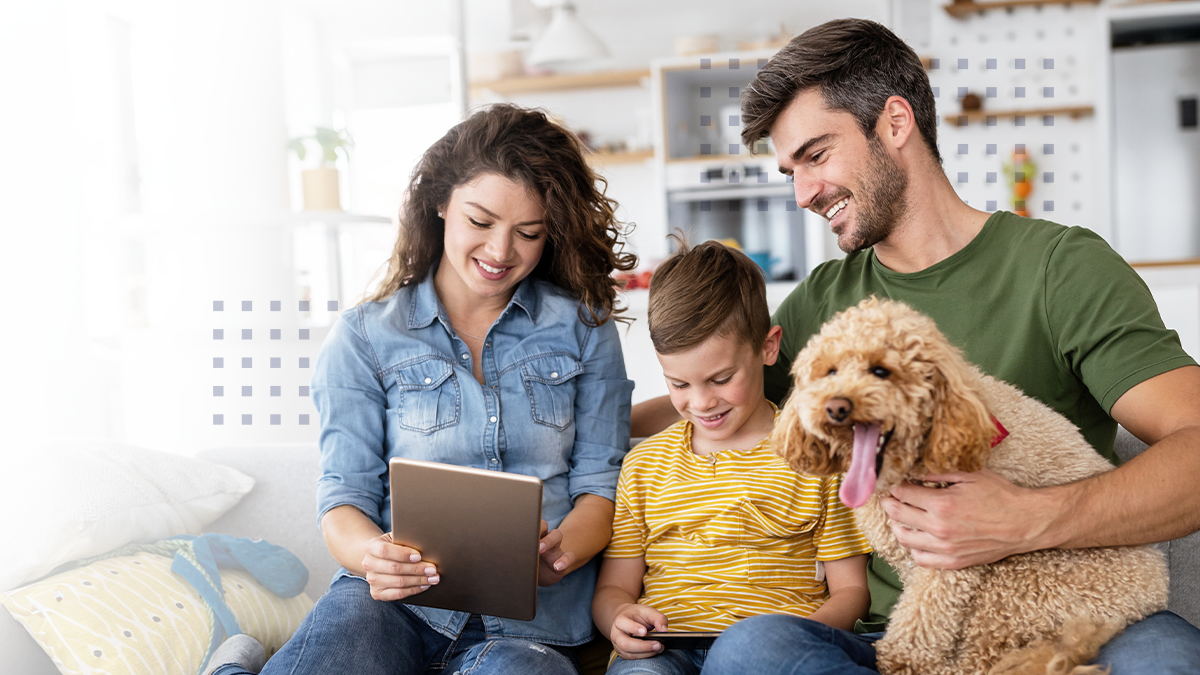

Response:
(630, 396), (680, 439)
(883, 365), (1200, 568)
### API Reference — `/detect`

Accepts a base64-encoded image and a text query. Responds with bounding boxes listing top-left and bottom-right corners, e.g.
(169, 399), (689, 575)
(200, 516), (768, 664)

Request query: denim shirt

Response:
(311, 271), (634, 646)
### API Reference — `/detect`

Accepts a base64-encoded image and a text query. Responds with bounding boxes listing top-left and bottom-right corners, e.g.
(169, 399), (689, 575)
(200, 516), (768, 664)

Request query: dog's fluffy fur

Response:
(775, 297), (1168, 675)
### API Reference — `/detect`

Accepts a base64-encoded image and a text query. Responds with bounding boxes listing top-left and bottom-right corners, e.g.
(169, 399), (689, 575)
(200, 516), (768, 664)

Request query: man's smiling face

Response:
(771, 89), (909, 254)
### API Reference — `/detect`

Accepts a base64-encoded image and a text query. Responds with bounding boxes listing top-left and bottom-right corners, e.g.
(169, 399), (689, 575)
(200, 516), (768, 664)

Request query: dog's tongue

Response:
(840, 422), (881, 509)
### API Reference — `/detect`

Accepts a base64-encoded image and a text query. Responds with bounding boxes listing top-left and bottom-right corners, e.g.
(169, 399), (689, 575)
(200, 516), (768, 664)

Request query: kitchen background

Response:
(3, 0), (1199, 455)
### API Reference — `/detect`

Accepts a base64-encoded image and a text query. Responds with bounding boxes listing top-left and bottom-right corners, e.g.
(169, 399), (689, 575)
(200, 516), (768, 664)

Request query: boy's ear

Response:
(762, 325), (783, 367)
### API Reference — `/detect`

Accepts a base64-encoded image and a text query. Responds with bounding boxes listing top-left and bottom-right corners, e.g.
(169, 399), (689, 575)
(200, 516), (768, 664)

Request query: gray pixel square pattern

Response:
(242, 357), (252, 368)
(271, 357), (281, 368)
(242, 386), (252, 396)
(300, 386), (310, 397)
(1045, 172), (1055, 183)
(242, 301), (252, 311)
(213, 301), (224, 311)
(214, 329), (223, 340)
(242, 329), (252, 340)
(271, 300), (281, 311)
(986, 144), (997, 154)
(300, 414), (310, 425)
(214, 357), (224, 368)
(327, 301), (338, 311)
(271, 329), (281, 340)
(1044, 143), (1054, 154)
(214, 414), (223, 425)
(214, 386), (224, 397)
(987, 172), (997, 183)
(300, 357), (311, 368)
(1044, 200), (1054, 212)
(271, 386), (281, 396)
(242, 414), (252, 425)
(300, 329), (310, 340)
(957, 144), (968, 155)
(271, 414), (281, 426)
(299, 301), (310, 311)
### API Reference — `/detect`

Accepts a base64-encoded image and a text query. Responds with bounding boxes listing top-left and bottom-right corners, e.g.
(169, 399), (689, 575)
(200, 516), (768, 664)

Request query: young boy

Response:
(592, 240), (872, 675)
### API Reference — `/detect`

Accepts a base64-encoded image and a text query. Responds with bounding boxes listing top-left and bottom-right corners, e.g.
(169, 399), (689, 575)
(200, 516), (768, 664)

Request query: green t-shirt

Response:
(764, 211), (1195, 632)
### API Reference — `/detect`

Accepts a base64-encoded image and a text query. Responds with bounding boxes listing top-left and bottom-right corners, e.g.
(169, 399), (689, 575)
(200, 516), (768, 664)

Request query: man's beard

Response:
(838, 136), (909, 254)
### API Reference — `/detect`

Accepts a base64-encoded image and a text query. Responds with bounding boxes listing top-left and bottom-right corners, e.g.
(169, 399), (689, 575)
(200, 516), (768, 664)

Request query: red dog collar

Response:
(990, 416), (1009, 448)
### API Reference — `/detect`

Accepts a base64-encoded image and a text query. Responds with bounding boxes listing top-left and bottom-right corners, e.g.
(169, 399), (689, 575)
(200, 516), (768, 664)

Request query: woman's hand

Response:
(608, 602), (668, 661)
(537, 519), (576, 587)
(360, 532), (440, 601)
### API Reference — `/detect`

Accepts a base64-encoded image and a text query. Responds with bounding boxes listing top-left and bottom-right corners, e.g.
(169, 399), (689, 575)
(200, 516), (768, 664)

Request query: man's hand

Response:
(882, 469), (1055, 569)
(537, 519), (576, 587)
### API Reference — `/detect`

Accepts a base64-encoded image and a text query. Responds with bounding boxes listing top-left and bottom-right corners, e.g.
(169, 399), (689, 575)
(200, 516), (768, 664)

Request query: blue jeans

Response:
(608, 648), (707, 674)
(211, 576), (579, 675)
(698, 611), (1200, 675)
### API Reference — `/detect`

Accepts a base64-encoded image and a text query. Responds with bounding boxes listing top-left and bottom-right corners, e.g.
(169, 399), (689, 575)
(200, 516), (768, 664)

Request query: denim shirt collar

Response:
(407, 266), (540, 332)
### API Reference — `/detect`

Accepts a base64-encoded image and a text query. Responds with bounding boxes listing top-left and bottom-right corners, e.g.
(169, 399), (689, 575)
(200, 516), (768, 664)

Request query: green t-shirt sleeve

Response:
(1044, 227), (1196, 413)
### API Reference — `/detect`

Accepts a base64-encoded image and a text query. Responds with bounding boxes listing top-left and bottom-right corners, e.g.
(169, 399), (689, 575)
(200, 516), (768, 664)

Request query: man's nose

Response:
(793, 176), (822, 211)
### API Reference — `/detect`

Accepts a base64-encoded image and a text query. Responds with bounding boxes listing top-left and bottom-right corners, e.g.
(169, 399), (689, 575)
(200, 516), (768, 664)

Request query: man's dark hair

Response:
(741, 18), (941, 165)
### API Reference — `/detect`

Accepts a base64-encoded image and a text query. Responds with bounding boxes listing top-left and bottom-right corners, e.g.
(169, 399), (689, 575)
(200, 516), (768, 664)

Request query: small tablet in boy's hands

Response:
(636, 631), (721, 650)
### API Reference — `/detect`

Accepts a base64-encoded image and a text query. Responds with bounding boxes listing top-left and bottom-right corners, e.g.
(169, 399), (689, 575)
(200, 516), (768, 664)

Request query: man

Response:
(633, 18), (1200, 674)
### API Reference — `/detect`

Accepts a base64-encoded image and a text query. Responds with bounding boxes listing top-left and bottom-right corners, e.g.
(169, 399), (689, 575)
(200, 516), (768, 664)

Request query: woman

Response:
(207, 104), (636, 675)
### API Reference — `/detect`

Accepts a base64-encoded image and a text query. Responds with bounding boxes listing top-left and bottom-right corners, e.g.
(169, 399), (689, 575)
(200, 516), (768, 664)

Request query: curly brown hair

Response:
(366, 103), (637, 326)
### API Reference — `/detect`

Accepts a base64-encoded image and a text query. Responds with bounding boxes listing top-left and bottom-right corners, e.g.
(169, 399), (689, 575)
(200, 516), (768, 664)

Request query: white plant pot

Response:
(301, 167), (342, 211)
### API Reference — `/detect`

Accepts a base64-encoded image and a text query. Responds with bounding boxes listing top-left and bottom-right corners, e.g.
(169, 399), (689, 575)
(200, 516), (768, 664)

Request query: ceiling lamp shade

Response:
(526, 2), (609, 68)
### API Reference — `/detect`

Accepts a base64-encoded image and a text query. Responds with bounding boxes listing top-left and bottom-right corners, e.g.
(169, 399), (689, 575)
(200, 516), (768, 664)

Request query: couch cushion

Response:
(197, 444), (337, 600)
(1, 440), (254, 593)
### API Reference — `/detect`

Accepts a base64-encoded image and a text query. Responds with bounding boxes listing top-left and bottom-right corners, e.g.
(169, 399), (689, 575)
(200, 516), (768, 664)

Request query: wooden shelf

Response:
(586, 149), (654, 166)
(943, 105), (1094, 126)
(469, 69), (650, 97)
(944, 0), (1101, 18)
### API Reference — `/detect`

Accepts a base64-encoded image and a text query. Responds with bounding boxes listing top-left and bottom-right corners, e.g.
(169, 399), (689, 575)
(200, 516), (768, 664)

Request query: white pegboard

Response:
(921, 1), (1106, 234)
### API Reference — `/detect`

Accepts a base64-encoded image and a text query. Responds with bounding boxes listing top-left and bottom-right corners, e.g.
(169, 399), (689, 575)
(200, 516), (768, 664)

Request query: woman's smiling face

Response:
(436, 172), (547, 304)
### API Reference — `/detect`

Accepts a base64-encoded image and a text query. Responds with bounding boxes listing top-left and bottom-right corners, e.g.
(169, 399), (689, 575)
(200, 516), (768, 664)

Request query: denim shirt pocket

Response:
(393, 357), (461, 434)
(520, 354), (584, 431)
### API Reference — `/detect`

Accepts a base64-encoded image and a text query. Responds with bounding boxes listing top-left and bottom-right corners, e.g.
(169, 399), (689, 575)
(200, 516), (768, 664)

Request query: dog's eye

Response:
(870, 366), (891, 379)
(825, 368), (837, 377)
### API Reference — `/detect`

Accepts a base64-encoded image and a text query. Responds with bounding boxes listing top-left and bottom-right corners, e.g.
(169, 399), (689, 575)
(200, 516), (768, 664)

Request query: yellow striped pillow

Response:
(1, 551), (313, 675)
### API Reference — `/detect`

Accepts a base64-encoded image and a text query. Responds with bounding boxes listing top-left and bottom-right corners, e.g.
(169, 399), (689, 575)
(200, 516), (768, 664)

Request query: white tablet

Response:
(389, 457), (544, 621)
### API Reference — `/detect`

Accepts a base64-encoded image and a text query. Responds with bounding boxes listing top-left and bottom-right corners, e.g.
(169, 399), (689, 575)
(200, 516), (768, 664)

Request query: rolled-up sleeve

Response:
(567, 318), (634, 503)
(311, 309), (390, 530)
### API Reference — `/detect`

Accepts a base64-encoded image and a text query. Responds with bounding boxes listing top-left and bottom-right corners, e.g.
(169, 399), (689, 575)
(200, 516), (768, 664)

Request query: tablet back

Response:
(389, 458), (543, 621)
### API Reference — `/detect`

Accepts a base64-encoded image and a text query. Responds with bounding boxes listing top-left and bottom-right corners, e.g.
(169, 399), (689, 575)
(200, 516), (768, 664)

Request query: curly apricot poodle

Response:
(775, 297), (1167, 675)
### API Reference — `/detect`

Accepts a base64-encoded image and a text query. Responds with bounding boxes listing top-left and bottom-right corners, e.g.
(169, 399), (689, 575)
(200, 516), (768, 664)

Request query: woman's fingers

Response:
(362, 532), (439, 599)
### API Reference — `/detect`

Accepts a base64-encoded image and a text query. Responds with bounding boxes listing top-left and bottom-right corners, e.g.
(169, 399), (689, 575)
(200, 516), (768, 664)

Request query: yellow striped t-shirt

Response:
(605, 417), (872, 632)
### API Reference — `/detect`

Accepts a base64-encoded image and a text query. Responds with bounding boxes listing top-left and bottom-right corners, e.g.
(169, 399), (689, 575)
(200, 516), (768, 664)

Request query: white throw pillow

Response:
(0, 439), (254, 591)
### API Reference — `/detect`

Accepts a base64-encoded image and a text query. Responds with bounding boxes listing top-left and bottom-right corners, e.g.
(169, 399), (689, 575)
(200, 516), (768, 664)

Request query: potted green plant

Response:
(289, 127), (353, 211)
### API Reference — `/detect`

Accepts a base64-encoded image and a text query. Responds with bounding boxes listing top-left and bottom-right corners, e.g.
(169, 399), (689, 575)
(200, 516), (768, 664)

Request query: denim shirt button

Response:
(489, 416), (497, 423)
(550, 372), (558, 378)
(424, 377), (432, 384)
(490, 458), (498, 464)
(461, 353), (468, 359)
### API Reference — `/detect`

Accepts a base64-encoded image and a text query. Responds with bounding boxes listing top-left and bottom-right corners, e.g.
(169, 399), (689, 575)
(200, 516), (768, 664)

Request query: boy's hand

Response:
(537, 519), (576, 587)
(361, 532), (439, 601)
(609, 603), (669, 660)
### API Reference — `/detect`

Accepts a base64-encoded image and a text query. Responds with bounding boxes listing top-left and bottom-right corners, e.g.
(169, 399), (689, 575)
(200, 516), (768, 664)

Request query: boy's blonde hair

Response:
(648, 236), (771, 355)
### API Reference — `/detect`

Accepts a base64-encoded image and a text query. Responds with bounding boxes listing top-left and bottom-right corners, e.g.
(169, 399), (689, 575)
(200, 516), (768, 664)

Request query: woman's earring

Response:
(437, 211), (444, 219)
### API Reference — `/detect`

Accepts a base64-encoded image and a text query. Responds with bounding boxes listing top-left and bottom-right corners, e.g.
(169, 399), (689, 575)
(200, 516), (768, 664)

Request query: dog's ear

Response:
(923, 348), (995, 474)
(773, 395), (840, 476)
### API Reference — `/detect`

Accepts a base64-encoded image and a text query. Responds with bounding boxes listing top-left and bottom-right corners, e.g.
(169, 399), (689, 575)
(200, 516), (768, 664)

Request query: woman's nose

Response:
(484, 229), (513, 262)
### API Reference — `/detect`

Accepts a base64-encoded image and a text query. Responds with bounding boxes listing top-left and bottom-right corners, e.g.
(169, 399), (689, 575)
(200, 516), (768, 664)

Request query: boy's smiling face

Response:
(657, 326), (782, 455)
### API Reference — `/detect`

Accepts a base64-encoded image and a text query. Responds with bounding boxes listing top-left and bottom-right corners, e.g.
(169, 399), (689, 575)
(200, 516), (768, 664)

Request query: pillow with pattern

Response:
(1, 551), (313, 675)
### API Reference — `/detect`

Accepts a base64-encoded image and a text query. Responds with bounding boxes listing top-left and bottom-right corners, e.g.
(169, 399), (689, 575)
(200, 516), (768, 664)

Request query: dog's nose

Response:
(825, 398), (853, 423)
